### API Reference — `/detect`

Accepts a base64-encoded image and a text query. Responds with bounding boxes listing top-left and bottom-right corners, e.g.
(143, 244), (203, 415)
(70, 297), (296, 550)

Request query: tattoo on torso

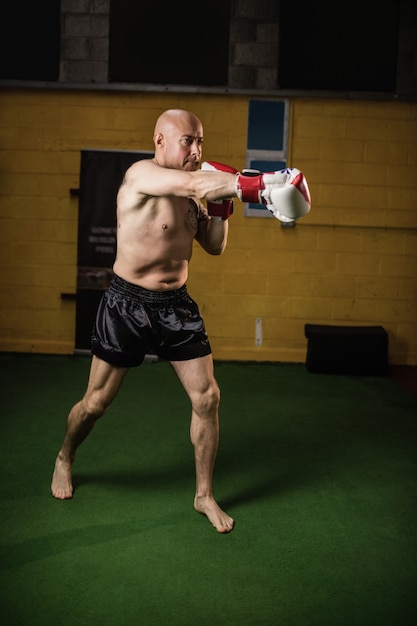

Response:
(186, 199), (199, 230)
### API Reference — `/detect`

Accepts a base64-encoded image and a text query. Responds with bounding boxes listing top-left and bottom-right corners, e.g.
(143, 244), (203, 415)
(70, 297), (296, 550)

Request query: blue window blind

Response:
(247, 100), (286, 152)
(244, 99), (289, 218)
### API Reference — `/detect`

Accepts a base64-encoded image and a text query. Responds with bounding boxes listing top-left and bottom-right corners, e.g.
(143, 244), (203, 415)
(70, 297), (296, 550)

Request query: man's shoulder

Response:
(124, 157), (157, 183)
(129, 157), (155, 172)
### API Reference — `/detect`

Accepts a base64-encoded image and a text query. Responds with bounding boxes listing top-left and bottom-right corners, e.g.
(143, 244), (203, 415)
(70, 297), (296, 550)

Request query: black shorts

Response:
(91, 274), (212, 367)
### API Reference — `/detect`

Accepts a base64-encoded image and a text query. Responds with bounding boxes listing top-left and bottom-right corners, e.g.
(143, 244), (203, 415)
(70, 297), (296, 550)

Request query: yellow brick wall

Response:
(0, 89), (416, 364)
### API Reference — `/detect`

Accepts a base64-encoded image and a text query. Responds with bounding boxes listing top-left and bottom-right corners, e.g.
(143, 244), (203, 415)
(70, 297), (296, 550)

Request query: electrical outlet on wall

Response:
(255, 317), (262, 346)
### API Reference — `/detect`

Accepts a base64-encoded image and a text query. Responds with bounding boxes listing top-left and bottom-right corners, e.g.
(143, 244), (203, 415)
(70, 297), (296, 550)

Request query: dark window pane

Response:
(247, 100), (287, 151)
(278, 0), (399, 92)
(0, 1), (61, 81)
(109, 0), (231, 86)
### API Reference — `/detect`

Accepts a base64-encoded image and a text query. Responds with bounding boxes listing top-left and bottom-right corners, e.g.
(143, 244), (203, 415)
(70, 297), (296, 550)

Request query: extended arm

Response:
(124, 158), (311, 224)
(125, 158), (238, 203)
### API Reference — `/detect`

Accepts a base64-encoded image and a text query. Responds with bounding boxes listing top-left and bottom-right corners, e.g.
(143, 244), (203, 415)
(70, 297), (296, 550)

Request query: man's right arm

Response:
(124, 158), (311, 224)
(125, 159), (238, 203)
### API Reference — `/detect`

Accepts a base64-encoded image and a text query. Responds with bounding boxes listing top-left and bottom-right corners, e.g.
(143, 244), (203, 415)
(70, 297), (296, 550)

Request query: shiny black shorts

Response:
(91, 274), (212, 367)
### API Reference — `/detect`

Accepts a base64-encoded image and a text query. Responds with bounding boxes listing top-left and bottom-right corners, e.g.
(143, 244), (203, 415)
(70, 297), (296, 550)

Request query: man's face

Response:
(164, 121), (204, 170)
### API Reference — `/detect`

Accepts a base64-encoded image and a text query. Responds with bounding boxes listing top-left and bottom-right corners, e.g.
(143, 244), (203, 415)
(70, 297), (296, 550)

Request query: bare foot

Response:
(194, 495), (235, 533)
(51, 455), (73, 499)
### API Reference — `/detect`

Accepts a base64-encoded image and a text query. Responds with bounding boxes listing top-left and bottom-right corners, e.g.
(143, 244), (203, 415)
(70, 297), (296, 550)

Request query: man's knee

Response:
(193, 380), (220, 416)
(82, 392), (111, 419)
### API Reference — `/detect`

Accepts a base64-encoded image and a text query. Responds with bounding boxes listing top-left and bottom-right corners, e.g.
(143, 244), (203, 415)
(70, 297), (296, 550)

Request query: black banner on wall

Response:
(75, 149), (153, 352)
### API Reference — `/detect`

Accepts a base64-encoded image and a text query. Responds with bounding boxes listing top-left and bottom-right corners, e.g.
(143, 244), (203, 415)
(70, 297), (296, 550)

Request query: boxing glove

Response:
(201, 160), (238, 176)
(205, 198), (234, 220)
(201, 161), (237, 220)
(237, 167), (311, 222)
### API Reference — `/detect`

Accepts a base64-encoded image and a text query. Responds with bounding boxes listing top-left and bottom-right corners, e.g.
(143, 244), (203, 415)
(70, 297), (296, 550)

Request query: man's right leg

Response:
(51, 355), (128, 499)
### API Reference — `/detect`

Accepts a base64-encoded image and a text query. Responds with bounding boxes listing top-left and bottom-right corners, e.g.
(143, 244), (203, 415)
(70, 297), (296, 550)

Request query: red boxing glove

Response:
(201, 161), (238, 220)
(201, 161), (238, 176)
(206, 199), (234, 220)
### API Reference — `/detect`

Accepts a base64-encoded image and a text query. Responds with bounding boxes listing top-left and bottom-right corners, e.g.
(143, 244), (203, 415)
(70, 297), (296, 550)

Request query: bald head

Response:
(152, 109), (204, 169)
(154, 109), (203, 138)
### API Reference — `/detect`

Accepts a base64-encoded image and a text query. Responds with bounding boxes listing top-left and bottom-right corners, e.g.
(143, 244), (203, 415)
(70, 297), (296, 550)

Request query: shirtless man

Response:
(51, 109), (310, 533)
(51, 109), (240, 533)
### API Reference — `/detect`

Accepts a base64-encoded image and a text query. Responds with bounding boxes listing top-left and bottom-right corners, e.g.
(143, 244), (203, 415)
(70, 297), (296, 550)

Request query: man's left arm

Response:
(195, 202), (230, 256)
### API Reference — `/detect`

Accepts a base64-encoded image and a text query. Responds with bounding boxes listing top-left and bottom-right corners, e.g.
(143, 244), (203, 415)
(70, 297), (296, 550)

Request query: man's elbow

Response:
(207, 244), (226, 256)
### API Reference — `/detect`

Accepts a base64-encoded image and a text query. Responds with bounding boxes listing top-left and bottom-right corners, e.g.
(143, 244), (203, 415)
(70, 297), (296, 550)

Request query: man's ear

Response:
(154, 132), (164, 148)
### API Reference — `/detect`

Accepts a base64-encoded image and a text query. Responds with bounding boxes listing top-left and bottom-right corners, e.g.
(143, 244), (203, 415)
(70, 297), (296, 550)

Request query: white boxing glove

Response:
(237, 168), (311, 222)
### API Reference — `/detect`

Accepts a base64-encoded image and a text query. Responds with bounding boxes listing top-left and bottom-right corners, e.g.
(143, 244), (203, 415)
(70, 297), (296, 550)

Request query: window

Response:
(278, 0), (399, 92)
(0, 1), (60, 81)
(244, 99), (289, 218)
(109, 0), (232, 86)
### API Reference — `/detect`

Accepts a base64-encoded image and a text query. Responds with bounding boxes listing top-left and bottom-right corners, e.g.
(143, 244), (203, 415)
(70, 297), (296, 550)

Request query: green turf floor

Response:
(1, 353), (416, 625)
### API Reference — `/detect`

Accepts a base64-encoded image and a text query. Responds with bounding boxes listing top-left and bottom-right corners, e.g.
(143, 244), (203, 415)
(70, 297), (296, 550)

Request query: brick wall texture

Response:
(1, 90), (416, 364)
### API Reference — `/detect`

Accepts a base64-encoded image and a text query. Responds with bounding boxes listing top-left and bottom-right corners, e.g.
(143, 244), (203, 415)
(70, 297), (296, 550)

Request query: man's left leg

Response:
(170, 355), (234, 533)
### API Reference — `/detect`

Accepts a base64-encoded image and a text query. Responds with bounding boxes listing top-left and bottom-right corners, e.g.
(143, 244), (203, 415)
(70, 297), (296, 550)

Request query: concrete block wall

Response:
(228, 0), (279, 90)
(60, 0), (109, 83)
(57, 0), (417, 98)
(0, 89), (416, 364)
